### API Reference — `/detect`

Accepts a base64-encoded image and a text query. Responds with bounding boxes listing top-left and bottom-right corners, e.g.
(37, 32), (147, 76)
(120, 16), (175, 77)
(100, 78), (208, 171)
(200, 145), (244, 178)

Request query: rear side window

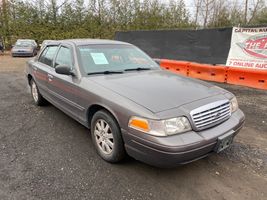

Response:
(55, 46), (73, 68)
(39, 46), (58, 67)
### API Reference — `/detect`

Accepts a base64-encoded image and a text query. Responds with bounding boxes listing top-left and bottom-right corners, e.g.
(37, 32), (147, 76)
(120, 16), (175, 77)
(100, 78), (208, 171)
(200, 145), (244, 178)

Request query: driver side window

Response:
(55, 46), (73, 68)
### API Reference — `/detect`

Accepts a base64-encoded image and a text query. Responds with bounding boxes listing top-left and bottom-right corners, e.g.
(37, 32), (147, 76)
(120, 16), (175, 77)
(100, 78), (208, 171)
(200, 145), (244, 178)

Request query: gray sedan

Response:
(12, 39), (37, 57)
(25, 39), (245, 167)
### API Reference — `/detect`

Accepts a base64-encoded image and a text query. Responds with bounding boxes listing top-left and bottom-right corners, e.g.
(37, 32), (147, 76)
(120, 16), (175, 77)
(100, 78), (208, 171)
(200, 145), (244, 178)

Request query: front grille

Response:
(190, 100), (231, 131)
(12, 53), (32, 57)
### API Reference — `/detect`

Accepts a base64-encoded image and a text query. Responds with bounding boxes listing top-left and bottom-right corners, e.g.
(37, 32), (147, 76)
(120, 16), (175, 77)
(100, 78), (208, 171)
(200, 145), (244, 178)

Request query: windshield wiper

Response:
(124, 67), (152, 72)
(87, 70), (124, 75)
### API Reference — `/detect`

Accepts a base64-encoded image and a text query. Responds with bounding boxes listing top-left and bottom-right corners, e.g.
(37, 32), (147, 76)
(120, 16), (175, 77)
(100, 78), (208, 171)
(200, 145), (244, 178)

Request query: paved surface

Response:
(0, 55), (267, 200)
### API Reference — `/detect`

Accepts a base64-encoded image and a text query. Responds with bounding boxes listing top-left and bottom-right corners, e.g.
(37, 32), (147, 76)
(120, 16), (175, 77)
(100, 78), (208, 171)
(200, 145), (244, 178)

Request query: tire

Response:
(91, 110), (126, 163)
(32, 50), (37, 57)
(30, 79), (47, 106)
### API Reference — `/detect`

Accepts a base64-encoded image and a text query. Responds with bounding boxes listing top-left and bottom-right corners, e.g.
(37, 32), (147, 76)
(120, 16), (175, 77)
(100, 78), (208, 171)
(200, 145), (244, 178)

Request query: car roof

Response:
(42, 40), (54, 43)
(17, 39), (35, 42)
(46, 39), (131, 46)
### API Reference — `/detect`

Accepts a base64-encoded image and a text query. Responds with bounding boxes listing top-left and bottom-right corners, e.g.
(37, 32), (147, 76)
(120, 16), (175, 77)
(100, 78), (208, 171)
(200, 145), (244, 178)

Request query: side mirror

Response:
(55, 65), (74, 76)
(153, 58), (161, 65)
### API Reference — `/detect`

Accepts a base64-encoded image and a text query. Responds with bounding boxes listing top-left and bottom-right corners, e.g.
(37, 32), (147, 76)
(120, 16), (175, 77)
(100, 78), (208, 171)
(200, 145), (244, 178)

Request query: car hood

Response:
(12, 46), (33, 51)
(89, 69), (225, 113)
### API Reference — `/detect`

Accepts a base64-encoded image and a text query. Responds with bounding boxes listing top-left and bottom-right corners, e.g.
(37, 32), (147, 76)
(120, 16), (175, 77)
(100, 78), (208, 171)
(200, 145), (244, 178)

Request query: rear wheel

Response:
(30, 79), (47, 106)
(91, 110), (126, 163)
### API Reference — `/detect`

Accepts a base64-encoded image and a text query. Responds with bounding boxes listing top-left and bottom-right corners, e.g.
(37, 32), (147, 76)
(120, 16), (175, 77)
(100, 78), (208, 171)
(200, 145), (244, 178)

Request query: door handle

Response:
(48, 74), (53, 81)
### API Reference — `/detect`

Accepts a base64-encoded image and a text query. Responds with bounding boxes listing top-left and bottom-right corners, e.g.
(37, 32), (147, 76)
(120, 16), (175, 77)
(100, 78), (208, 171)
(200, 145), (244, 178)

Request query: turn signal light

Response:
(128, 117), (150, 132)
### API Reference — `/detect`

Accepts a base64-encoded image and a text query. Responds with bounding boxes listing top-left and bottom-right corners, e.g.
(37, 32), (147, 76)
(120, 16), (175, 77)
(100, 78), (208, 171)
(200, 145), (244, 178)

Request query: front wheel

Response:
(30, 79), (47, 106)
(91, 110), (126, 163)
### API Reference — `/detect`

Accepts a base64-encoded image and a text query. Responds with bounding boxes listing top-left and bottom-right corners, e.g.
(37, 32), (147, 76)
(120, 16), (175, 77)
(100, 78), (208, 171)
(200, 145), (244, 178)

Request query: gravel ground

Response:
(0, 55), (267, 200)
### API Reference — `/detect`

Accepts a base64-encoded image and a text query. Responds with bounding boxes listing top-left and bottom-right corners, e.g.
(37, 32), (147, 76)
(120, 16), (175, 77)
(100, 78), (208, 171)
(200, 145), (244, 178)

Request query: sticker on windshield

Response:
(90, 53), (109, 65)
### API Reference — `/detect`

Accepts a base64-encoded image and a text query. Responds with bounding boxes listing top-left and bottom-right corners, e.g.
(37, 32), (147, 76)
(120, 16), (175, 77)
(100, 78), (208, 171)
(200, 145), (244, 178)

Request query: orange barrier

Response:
(188, 62), (227, 83)
(160, 59), (189, 76)
(227, 67), (267, 90)
(158, 59), (267, 90)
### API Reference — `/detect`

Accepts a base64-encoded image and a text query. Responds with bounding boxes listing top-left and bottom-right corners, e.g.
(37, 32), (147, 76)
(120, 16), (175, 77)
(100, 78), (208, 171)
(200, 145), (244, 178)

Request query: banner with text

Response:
(226, 27), (267, 69)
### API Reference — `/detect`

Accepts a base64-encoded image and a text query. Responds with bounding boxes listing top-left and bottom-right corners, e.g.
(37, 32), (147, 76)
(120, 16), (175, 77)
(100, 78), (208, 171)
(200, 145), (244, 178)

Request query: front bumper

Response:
(122, 109), (245, 167)
(12, 52), (33, 57)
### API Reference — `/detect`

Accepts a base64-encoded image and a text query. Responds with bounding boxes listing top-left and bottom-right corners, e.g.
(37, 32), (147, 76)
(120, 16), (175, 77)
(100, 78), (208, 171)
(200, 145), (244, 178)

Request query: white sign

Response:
(226, 27), (267, 69)
(90, 53), (109, 65)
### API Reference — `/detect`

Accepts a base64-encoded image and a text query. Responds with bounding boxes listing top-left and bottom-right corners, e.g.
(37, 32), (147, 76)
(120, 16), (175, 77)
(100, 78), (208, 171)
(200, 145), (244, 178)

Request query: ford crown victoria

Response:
(26, 39), (245, 167)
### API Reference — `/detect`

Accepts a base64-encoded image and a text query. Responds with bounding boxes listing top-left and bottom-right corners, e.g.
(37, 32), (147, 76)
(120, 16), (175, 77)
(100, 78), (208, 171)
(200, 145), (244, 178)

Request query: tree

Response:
(252, 7), (267, 24)
(1, 0), (11, 47)
(0, 0), (266, 49)
(194, 0), (202, 27)
(247, 0), (266, 24)
(201, 0), (215, 28)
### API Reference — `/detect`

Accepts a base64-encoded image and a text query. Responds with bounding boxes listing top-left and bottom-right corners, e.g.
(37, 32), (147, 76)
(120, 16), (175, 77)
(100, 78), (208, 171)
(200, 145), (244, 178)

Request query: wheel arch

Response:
(27, 74), (33, 85)
(86, 104), (121, 129)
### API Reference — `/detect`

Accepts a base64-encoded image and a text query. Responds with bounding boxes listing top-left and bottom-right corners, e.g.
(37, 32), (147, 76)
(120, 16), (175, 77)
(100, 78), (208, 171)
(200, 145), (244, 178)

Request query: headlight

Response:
(128, 116), (192, 136)
(230, 97), (238, 113)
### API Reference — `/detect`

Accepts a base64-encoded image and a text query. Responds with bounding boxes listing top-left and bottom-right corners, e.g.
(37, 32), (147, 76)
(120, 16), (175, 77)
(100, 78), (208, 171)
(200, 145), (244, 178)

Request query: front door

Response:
(46, 45), (84, 122)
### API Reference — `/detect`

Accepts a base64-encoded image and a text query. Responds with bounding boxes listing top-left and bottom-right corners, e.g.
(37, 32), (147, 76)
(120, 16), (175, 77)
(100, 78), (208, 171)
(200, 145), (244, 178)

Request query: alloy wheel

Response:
(94, 119), (114, 155)
(31, 81), (39, 102)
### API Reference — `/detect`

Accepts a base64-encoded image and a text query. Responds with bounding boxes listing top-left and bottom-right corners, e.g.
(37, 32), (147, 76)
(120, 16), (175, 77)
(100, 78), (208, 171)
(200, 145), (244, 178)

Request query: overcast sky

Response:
(21, 0), (267, 16)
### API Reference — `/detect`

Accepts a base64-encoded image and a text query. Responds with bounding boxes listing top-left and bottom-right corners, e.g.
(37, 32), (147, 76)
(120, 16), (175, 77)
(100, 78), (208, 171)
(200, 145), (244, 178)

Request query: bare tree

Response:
(200, 0), (215, 28)
(229, 0), (243, 26)
(194, 0), (202, 27)
(247, 0), (265, 24)
(43, 0), (68, 24)
(244, 0), (248, 24)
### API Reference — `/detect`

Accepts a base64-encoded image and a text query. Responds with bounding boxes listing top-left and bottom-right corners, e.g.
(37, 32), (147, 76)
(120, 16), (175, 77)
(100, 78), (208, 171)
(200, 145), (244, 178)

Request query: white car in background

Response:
(11, 39), (38, 57)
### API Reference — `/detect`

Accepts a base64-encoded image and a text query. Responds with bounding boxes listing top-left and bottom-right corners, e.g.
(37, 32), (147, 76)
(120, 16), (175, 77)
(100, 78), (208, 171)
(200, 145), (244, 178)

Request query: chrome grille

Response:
(190, 100), (231, 131)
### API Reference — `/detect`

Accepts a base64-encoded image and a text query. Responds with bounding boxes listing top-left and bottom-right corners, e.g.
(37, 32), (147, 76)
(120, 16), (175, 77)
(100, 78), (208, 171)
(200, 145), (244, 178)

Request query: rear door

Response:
(46, 45), (84, 122)
(32, 45), (58, 98)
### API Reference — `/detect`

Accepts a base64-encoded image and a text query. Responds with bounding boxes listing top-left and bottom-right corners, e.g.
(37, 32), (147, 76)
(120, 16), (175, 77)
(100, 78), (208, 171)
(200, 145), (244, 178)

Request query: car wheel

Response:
(30, 79), (46, 106)
(91, 110), (126, 163)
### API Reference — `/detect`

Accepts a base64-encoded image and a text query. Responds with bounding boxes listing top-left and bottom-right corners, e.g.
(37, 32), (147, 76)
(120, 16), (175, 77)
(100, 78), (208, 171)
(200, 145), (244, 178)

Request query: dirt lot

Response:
(0, 54), (267, 200)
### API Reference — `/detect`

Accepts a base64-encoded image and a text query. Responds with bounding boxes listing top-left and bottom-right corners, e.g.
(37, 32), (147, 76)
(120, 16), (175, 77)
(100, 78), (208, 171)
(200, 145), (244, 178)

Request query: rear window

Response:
(15, 41), (33, 47)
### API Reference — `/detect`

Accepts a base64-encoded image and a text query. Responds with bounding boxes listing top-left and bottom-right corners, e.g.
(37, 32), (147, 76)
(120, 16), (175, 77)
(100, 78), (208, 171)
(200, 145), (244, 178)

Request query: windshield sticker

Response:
(90, 53), (109, 65)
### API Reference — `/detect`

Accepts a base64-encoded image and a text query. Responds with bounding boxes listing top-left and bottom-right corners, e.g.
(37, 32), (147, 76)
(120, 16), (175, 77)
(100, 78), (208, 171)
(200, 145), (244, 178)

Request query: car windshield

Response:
(78, 44), (159, 74)
(15, 41), (34, 47)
